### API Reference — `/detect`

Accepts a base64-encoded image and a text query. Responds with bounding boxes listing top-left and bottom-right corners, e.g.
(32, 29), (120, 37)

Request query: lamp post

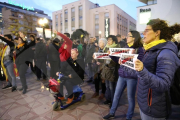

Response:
(38, 18), (48, 39)
(99, 31), (102, 39)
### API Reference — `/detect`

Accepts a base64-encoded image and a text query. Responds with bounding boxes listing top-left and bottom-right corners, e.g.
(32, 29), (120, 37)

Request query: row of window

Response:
(64, 5), (83, 15)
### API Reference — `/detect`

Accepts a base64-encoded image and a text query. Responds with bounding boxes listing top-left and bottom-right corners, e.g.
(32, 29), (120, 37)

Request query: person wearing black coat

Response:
(56, 48), (84, 104)
(48, 38), (60, 79)
(14, 36), (35, 94)
(34, 38), (47, 81)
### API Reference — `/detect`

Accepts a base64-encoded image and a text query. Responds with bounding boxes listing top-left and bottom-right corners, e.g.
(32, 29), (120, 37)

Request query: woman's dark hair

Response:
(130, 31), (143, 48)
(107, 35), (118, 44)
(29, 35), (35, 41)
(147, 19), (180, 40)
(4, 34), (13, 41)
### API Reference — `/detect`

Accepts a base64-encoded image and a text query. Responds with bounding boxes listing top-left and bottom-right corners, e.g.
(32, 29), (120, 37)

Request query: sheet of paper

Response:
(109, 48), (136, 56)
(93, 53), (111, 59)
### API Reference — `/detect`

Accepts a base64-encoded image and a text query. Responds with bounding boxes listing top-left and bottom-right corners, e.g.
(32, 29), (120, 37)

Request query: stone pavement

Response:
(0, 68), (180, 120)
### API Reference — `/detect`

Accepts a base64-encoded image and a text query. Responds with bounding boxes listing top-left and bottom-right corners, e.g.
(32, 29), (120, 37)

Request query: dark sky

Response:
(1, 0), (145, 19)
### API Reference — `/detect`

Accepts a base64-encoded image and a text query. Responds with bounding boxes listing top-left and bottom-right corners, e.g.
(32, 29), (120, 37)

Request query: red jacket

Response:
(57, 32), (73, 62)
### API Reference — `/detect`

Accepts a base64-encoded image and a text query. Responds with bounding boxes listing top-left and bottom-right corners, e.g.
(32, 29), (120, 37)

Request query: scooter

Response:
(47, 73), (85, 111)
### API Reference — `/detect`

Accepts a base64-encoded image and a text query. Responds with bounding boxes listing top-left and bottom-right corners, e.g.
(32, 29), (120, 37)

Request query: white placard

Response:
(109, 48), (136, 56)
(93, 53), (111, 59)
(120, 53), (138, 70)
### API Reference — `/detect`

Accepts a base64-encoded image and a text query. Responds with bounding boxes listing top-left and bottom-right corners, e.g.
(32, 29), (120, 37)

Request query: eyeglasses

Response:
(127, 36), (133, 38)
(143, 29), (153, 34)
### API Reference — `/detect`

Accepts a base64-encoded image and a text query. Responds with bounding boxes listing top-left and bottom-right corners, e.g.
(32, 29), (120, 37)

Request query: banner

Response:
(93, 53), (111, 59)
(109, 48), (136, 56)
(120, 53), (138, 70)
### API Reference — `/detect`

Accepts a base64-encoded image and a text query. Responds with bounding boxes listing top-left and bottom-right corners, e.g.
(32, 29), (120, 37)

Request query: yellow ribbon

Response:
(1, 46), (8, 81)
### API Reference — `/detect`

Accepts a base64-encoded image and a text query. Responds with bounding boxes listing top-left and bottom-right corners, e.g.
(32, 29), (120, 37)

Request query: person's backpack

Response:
(156, 49), (180, 118)
(156, 49), (180, 105)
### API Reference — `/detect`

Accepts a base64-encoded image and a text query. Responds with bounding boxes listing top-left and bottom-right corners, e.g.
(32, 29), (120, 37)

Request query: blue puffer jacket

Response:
(137, 41), (180, 118)
(110, 46), (144, 79)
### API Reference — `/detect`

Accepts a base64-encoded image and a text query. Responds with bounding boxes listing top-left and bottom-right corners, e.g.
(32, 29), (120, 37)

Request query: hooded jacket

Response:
(137, 41), (180, 118)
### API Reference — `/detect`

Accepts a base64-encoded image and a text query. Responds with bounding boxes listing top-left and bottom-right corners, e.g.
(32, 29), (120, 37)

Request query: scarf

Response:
(17, 43), (25, 49)
(143, 39), (166, 51)
(103, 43), (117, 52)
(1, 45), (8, 81)
(128, 43), (133, 47)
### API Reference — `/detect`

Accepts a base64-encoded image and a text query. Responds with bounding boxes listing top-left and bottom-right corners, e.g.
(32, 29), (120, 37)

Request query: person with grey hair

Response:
(91, 38), (107, 100)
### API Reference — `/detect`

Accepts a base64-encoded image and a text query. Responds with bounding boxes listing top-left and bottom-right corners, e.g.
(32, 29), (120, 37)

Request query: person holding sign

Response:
(103, 31), (144, 120)
(134, 19), (180, 120)
(101, 35), (120, 108)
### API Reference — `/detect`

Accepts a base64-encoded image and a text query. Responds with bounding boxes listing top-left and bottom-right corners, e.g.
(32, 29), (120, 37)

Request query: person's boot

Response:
(103, 100), (111, 105)
(91, 92), (99, 98)
(2, 84), (12, 89)
(12, 86), (17, 92)
(103, 114), (115, 120)
(22, 88), (27, 94)
(66, 95), (74, 104)
(98, 93), (105, 100)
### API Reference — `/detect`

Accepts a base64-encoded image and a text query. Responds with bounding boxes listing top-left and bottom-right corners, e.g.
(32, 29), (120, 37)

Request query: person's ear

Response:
(156, 30), (161, 38)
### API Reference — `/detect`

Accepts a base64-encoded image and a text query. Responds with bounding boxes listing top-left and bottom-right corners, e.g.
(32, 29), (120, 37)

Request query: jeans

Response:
(4, 60), (16, 87)
(87, 63), (93, 80)
(105, 80), (116, 102)
(110, 76), (137, 119)
(140, 109), (166, 120)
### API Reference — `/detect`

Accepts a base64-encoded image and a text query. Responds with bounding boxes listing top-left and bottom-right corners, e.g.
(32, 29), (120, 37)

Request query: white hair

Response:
(99, 38), (107, 46)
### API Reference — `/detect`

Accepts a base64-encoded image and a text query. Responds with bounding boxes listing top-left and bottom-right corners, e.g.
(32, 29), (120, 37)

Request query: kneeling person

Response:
(56, 48), (85, 104)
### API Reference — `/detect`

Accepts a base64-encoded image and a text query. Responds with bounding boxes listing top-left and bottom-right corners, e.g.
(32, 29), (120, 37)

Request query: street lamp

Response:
(99, 31), (102, 39)
(38, 18), (48, 39)
(52, 33), (55, 37)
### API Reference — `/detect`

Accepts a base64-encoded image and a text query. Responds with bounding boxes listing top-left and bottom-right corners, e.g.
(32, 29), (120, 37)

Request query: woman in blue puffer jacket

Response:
(103, 31), (144, 120)
(135, 19), (180, 120)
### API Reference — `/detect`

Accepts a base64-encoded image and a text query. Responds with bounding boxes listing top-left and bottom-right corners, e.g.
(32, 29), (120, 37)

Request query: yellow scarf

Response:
(143, 39), (166, 51)
(17, 43), (25, 49)
(128, 43), (133, 47)
(1, 46), (8, 81)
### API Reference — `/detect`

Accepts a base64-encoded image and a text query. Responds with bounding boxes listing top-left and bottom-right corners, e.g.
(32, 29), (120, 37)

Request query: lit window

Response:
(65, 19), (68, 22)
(72, 17), (75, 21)
(72, 27), (75, 31)
(79, 26), (82, 29)
(65, 28), (68, 32)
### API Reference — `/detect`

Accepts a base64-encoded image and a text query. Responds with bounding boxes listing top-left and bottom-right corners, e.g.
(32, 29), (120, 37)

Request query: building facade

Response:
(52, 0), (136, 39)
(0, 1), (51, 36)
(137, 0), (180, 32)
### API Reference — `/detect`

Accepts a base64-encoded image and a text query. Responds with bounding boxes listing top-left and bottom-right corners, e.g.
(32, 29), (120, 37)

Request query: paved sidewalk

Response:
(0, 69), (179, 120)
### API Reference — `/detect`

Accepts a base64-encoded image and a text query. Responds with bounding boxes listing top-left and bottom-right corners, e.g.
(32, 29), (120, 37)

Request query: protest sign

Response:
(93, 53), (111, 59)
(109, 48), (136, 56)
(120, 53), (138, 70)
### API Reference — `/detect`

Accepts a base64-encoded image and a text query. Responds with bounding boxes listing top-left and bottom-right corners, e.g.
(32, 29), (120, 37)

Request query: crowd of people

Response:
(0, 18), (180, 120)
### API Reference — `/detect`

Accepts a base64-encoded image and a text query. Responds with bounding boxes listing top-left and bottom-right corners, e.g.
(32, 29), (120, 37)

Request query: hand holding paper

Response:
(135, 59), (144, 71)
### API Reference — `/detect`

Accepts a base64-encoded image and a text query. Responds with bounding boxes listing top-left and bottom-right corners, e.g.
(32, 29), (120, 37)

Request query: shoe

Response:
(12, 86), (17, 92)
(58, 97), (65, 101)
(19, 86), (28, 91)
(91, 92), (99, 98)
(2, 84), (12, 89)
(87, 79), (92, 83)
(103, 114), (115, 120)
(104, 100), (111, 105)
(66, 95), (74, 104)
(22, 89), (27, 94)
(98, 93), (105, 100)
